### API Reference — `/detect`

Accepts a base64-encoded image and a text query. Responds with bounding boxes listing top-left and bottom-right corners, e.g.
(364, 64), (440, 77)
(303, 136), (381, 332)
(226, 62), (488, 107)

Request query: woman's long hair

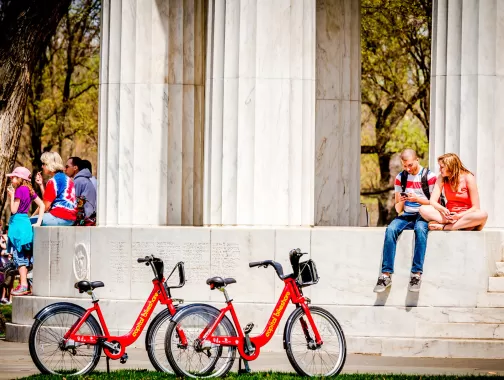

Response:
(438, 153), (472, 191)
(21, 179), (36, 197)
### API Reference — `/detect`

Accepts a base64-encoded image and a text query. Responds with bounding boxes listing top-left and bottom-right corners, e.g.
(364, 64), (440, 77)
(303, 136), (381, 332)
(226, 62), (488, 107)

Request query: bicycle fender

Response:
(33, 302), (89, 321)
(168, 303), (223, 324)
(144, 303), (216, 350)
(144, 307), (175, 350)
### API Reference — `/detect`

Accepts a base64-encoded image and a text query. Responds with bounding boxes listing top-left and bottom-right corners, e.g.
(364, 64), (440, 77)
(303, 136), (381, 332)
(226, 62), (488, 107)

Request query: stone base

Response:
(7, 226), (504, 359)
(8, 295), (504, 358)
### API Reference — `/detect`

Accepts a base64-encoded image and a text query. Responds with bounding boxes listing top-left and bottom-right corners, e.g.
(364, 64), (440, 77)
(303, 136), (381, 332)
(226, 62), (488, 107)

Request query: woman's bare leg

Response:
(444, 210), (488, 231)
(419, 205), (445, 222)
(419, 205), (452, 230)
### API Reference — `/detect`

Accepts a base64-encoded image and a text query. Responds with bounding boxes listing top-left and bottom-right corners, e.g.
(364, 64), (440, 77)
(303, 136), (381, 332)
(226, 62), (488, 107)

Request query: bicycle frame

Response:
(63, 278), (177, 360)
(192, 277), (323, 361)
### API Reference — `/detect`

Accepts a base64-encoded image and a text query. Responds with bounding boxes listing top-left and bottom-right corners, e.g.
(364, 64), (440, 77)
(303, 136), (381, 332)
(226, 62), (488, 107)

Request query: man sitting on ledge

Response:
(374, 149), (436, 293)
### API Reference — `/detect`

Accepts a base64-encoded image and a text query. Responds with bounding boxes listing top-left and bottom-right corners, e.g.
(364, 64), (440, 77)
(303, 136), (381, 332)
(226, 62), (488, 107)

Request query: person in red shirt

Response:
(31, 152), (76, 226)
(420, 153), (488, 231)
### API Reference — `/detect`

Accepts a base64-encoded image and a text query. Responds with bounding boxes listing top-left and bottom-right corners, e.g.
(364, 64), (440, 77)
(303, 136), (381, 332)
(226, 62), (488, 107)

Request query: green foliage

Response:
(18, 0), (100, 170)
(385, 117), (429, 162)
(360, 0), (432, 225)
(0, 304), (11, 335)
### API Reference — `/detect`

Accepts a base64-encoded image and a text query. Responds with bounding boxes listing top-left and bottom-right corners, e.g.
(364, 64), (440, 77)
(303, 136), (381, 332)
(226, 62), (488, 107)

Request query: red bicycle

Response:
(28, 255), (216, 375)
(165, 249), (347, 377)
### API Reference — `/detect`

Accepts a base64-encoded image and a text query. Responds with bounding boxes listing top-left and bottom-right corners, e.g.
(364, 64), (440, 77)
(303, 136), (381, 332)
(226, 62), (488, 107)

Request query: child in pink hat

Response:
(5, 167), (45, 296)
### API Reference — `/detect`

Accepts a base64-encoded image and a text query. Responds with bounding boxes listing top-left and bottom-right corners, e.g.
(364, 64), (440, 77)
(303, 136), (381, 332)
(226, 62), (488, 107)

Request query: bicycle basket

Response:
(297, 259), (319, 287)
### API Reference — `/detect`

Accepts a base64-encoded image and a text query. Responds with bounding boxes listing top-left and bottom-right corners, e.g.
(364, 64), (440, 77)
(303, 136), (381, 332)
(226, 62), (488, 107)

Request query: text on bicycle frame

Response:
(132, 291), (159, 337)
(265, 292), (290, 337)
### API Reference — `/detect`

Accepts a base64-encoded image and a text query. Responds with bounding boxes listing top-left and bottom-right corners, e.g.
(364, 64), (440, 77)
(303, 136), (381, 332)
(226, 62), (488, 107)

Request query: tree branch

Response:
(361, 186), (395, 196)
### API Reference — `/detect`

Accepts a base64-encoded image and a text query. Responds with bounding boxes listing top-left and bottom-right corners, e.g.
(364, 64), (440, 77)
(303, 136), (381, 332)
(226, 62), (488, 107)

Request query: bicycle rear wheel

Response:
(284, 306), (346, 377)
(29, 303), (102, 375)
(166, 305), (237, 378)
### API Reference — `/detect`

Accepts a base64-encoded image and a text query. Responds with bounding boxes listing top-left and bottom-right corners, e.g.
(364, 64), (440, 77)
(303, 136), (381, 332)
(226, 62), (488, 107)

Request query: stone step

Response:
(489, 277), (504, 292)
(9, 322), (504, 359)
(496, 262), (504, 277)
(415, 322), (504, 340)
(352, 336), (504, 359)
(477, 293), (504, 307)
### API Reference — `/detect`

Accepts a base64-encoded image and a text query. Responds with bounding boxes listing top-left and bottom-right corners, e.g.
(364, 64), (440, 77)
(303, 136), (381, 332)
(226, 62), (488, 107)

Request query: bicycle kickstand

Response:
(238, 357), (251, 374)
(106, 356), (110, 374)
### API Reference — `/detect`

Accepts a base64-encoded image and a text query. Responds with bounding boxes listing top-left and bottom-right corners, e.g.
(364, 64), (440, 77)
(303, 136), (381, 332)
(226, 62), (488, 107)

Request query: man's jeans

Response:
(30, 214), (74, 226)
(381, 212), (429, 274)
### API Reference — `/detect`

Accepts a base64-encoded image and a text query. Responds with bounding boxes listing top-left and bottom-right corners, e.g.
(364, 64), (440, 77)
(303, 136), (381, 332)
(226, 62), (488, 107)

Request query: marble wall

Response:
(9, 226), (504, 358)
(98, 0), (206, 226)
(30, 226), (495, 307)
(315, 0), (361, 226)
(430, 0), (504, 227)
(203, 0), (316, 226)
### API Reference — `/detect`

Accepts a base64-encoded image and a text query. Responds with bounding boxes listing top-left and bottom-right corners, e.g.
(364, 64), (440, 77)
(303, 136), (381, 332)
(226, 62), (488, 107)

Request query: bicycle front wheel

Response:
(146, 308), (175, 373)
(284, 306), (346, 377)
(166, 305), (237, 378)
(29, 303), (102, 375)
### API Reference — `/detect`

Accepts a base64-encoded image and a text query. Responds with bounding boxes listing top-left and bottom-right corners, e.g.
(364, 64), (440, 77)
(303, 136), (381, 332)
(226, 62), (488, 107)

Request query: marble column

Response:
(98, 0), (206, 225)
(315, 0), (361, 226)
(430, 0), (504, 227)
(203, 0), (316, 225)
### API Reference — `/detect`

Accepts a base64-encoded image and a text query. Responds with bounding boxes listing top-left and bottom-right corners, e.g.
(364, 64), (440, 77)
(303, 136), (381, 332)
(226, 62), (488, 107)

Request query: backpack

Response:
(400, 168), (446, 207)
(74, 196), (96, 226)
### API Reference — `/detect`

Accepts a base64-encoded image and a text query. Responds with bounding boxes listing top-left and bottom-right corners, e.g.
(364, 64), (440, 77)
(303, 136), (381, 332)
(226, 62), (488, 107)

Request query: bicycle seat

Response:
(206, 276), (236, 289)
(74, 281), (105, 293)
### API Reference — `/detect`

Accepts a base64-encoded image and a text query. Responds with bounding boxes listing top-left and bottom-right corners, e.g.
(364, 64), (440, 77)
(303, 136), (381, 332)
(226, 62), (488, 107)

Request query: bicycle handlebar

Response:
(137, 256), (151, 263)
(249, 249), (307, 280)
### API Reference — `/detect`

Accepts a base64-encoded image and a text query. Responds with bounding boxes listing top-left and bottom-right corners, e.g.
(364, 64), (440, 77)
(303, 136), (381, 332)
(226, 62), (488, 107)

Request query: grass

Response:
(1, 303), (12, 321)
(0, 303), (12, 336)
(17, 372), (504, 380)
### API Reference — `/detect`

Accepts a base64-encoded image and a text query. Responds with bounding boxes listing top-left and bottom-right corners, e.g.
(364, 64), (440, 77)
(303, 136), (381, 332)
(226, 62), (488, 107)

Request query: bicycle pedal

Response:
(244, 322), (254, 334)
(119, 353), (128, 364)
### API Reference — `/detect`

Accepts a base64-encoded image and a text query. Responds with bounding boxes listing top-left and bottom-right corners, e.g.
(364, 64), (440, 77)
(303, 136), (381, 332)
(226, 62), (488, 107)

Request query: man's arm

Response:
(394, 192), (406, 213)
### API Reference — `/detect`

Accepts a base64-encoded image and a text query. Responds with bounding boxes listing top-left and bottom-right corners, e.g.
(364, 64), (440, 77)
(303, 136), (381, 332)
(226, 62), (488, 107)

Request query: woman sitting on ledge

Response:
(419, 153), (487, 231)
(30, 152), (77, 226)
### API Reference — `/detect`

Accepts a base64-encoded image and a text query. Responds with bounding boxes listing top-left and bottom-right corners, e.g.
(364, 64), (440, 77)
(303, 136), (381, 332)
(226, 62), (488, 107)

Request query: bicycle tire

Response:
(284, 306), (346, 377)
(166, 304), (237, 378)
(29, 302), (103, 375)
(146, 308), (176, 373)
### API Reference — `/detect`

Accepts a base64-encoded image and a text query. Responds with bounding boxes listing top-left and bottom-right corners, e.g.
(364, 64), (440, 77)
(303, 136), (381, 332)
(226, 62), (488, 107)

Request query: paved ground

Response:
(2, 339), (504, 379)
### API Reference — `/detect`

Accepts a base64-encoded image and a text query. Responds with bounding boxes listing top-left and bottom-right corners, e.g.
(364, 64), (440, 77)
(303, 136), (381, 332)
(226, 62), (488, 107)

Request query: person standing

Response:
(6, 167), (44, 296)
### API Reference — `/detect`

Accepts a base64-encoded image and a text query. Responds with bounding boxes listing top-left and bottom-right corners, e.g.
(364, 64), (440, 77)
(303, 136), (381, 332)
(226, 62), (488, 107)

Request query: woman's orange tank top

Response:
(443, 175), (472, 213)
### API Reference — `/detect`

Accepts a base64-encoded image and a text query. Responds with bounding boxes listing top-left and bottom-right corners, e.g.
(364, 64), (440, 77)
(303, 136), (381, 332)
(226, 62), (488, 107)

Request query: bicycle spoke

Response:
(286, 307), (346, 377)
(31, 309), (100, 375)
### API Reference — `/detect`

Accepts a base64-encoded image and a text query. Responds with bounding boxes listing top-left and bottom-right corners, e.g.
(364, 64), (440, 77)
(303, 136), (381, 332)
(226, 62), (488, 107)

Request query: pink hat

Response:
(6, 167), (31, 181)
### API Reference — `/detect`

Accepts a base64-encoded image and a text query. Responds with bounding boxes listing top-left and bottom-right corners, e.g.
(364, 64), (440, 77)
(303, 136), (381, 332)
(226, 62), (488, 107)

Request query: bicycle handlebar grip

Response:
(137, 257), (150, 263)
(249, 261), (265, 268)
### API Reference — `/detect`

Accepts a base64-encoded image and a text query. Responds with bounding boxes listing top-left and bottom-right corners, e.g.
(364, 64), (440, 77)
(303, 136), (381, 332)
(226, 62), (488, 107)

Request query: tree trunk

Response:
(0, 0), (71, 209)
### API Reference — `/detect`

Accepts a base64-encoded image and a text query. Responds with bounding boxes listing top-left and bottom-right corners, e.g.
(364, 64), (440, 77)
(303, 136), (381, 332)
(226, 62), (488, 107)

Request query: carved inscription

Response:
(109, 241), (128, 284)
(49, 241), (62, 276)
(211, 243), (240, 277)
(131, 241), (210, 284)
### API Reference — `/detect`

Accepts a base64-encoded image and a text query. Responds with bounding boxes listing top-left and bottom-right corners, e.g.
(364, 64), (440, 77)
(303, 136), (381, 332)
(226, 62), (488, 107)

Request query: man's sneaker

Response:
(373, 275), (391, 293)
(408, 274), (422, 292)
(11, 285), (31, 296)
(0, 297), (9, 304)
